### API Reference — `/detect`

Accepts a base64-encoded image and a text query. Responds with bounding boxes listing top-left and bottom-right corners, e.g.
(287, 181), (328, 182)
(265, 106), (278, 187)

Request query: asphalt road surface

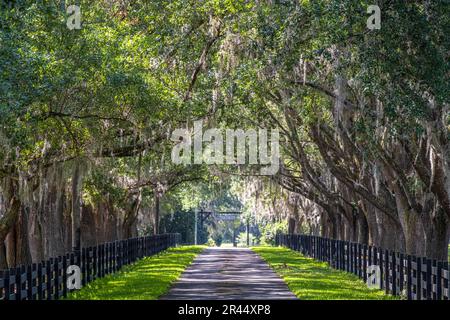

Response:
(161, 247), (297, 300)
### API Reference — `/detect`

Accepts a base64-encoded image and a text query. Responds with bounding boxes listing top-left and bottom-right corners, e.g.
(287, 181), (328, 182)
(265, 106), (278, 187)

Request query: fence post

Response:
(54, 257), (60, 300)
(377, 248), (383, 290)
(46, 259), (53, 300)
(81, 248), (87, 286)
(0, 270), (3, 301)
(349, 243), (353, 274)
(98, 244), (102, 278)
(17, 265), (27, 300)
(315, 237), (318, 259)
(416, 256), (422, 300)
(320, 237), (323, 261)
(126, 239), (130, 265)
(111, 242), (116, 273)
(37, 263), (45, 300)
(443, 262), (449, 300)
(326, 238), (329, 263)
(406, 255), (412, 300)
(335, 240), (339, 269)
(348, 243), (352, 274)
(144, 237), (147, 256)
(434, 260), (441, 300)
(94, 246), (99, 280)
(390, 251), (397, 295)
(13, 267), (20, 300)
(362, 245), (367, 282)
(317, 237), (320, 260)
(26, 264), (36, 300)
(4, 270), (10, 300)
(330, 239), (335, 268)
(352, 243), (356, 273)
(383, 250), (388, 293)
(106, 243), (111, 275)
(62, 254), (69, 298)
(423, 258), (432, 300)
(13, 267), (19, 300)
(344, 242), (348, 272)
(319, 237), (322, 260)
(398, 253), (404, 295)
(357, 244), (362, 278)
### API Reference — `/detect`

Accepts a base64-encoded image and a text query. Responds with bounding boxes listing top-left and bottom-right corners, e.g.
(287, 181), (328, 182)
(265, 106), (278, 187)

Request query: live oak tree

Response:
(207, 0), (449, 259)
(0, 0), (448, 268)
(0, 0), (218, 267)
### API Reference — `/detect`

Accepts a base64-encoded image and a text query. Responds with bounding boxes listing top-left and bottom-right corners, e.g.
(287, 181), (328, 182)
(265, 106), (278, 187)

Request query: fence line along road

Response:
(276, 234), (449, 300)
(0, 233), (181, 300)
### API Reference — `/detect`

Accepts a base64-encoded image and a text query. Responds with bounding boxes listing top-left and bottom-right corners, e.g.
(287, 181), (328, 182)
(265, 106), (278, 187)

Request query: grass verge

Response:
(66, 245), (205, 300)
(252, 246), (398, 300)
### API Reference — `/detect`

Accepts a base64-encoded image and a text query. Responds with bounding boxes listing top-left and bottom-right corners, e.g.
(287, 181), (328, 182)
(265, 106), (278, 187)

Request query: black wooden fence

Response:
(276, 234), (449, 300)
(0, 233), (181, 300)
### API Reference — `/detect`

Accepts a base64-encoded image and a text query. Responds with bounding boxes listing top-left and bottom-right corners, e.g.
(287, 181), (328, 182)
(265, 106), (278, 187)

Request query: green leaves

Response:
(0, 1), (447, 252)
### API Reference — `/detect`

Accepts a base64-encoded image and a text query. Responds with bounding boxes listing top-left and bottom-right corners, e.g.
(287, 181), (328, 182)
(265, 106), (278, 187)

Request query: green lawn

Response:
(66, 246), (205, 300)
(252, 246), (398, 300)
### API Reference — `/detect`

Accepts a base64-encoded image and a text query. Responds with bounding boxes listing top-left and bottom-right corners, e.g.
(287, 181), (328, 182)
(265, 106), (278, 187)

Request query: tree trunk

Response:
(421, 208), (449, 260)
(71, 161), (82, 251)
(28, 205), (44, 263)
(357, 210), (369, 245)
(123, 193), (141, 239)
(329, 212), (337, 239)
(288, 217), (296, 234)
(13, 207), (32, 266)
(53, 167), (66, 256)
(5, 228), (15, 267)
(153, 193), (160, 235)
(360, 202), (380, 247)
(0, 241), (6, 269)
(0, 178), (21, 268)
(81, 204), (97, 247)
(399, 210), (422, 255)
(105, 196), (118, 242)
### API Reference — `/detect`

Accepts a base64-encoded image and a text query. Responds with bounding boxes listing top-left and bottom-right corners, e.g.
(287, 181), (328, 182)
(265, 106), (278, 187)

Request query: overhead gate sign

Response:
(213, 213), (240, 221)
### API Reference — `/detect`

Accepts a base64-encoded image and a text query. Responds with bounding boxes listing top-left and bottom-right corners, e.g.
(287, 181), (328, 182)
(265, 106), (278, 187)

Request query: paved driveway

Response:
(161, 247), (297, 300)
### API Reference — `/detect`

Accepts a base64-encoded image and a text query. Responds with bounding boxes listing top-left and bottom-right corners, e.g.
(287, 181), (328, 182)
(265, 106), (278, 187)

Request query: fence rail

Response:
(0, 233), (181, 300)
(276, 234), (449, 300)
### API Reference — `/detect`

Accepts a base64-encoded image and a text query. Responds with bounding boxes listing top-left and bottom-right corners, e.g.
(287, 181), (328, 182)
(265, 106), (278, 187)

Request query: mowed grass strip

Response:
(252, 246), (398, 300)
(67, 246), (205, 300)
